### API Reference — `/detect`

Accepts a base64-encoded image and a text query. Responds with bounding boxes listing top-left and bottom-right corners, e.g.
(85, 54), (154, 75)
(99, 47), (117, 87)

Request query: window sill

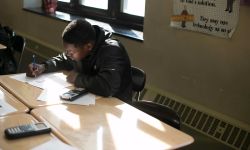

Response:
(23, 7), (144, 42)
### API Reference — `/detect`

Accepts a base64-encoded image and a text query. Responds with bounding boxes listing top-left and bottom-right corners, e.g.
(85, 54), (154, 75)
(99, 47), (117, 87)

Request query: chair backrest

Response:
(11, 35), (25, 52)
(131, 66), (146, 101)
(131, 66), (181, 129)
(11, 35), (26, 72)
(132, 101), (181, 129)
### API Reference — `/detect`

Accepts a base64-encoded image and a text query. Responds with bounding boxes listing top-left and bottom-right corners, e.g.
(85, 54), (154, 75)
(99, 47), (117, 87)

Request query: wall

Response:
(0, 0), (249, 126)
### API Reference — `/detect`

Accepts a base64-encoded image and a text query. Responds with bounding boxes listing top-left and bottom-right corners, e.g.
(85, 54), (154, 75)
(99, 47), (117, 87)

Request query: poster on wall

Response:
(170, 0), (240, 38)
(241, 0), (250, 5)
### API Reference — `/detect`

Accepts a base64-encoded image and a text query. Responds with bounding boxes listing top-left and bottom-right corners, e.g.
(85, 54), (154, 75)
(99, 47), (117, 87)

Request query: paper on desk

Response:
(62, 93), (96, 105)
(0, 100), (17, 115)
(31, 138), (79, 150)
(10, 73), (36, 83)
(37, 88), (95, 106)
(37, 88), (68, 103)
(10, 73), (71, 89)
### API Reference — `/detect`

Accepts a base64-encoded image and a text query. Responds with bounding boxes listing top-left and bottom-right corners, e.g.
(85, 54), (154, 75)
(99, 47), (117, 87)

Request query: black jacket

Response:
(44, 26), (132, 102)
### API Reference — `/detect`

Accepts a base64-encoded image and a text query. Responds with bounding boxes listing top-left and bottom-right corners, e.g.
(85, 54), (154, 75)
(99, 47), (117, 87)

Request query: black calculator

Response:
(5, 122), (51, 139)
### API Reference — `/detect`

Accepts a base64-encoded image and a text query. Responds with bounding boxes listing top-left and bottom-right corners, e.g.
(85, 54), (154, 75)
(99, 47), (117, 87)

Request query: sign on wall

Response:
(170, 0), (240, 38)
(241, 0), (250, 5)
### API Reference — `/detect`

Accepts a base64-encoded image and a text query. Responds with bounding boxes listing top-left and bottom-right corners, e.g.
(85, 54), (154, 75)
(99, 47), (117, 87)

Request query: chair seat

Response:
(132, 100), (181, 129)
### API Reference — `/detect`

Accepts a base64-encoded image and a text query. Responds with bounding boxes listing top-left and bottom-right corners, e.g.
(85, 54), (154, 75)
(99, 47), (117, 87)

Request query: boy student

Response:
(26, 19), (132, 102)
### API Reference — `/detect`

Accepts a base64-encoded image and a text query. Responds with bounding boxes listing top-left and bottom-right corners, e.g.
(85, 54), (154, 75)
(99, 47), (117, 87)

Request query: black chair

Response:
(131, 66), (146, 101)
(10, 35), (26, 73)
(131, 66), (181, 129)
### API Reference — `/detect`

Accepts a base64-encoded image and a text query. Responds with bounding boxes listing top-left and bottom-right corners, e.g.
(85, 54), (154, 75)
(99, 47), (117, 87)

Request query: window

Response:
(80, 0), (108, 10)
(121, 0), (145, 17)
(57, 0), (145, 31)
(58, 0), (70, 3)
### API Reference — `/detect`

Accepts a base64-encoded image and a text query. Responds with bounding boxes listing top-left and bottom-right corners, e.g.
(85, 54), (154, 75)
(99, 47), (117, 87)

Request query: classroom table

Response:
(0, 43), (6, 49)
(0, 113), (70, 150)
(0, 74), (62, 108)
(0, 85), (29, 116)
(0, 73), (99, 109)
(31, 97), (194, 150)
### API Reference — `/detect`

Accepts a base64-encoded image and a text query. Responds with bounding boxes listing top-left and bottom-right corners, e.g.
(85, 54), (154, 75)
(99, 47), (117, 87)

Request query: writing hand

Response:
(26, 63), (45, 77)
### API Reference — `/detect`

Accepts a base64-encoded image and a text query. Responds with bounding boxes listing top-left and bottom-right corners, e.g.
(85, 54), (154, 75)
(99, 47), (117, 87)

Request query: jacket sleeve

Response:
(43, 53), (74, 73)
(74, 46), (128, 97)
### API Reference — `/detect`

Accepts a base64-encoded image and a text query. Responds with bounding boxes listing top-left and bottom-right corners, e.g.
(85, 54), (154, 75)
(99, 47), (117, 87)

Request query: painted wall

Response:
(0, 0), (249, 125)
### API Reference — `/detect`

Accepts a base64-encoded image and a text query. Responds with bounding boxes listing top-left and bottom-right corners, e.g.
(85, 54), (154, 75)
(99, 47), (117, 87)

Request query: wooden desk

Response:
(31, 98), (194, 150)
(0, 73), (100, 109)
(0, 74), (61, 108)
(0, 85), (29, 116)
(0, 43), (6, 49)
(0, 113), (67, 150)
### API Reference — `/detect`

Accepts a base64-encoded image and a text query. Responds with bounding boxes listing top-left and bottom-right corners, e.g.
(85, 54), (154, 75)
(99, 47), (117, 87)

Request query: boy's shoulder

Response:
(104, 38), (120, 47)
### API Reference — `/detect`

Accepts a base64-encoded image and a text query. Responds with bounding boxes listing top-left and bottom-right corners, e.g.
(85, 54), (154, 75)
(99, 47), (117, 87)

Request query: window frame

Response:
(57, 0), (144, 31)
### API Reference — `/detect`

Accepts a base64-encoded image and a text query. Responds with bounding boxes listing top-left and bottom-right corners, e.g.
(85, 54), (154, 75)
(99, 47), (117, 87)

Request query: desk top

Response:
(0, 74), (99, 108)
(31, 98), (194, 150)
(0, 85), (29, 116)
(0, 74), (60, 108)
(0, 43), (6, 49)
(0, 113), (65, 150)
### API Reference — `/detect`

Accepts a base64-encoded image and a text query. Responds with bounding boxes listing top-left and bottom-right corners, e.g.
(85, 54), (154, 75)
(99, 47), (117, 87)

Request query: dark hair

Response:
(62, 19), (96, 47)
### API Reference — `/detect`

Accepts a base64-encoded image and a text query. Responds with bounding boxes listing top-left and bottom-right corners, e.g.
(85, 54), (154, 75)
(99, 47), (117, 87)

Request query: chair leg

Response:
(137, 92), (141, 101)
(132, 92), (140, 102)
(17, 50), (24, 73)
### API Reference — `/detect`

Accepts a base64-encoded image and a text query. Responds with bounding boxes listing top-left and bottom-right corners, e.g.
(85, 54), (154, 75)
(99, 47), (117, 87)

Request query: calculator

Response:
(5, 122), (51, 139)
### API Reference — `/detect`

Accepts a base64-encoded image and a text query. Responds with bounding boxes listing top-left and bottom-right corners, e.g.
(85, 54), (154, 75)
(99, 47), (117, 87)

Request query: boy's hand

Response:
(26, 63), (45, 77)
(66, 71), (78, 84)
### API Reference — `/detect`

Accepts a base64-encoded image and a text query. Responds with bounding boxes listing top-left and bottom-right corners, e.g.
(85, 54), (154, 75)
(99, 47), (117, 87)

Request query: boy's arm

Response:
(74, 46), (129, 97)
(43, 53), (74, 73)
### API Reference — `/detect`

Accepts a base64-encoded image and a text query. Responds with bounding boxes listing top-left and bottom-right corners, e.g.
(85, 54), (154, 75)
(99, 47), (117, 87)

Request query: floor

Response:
(180, 125), (235, 150)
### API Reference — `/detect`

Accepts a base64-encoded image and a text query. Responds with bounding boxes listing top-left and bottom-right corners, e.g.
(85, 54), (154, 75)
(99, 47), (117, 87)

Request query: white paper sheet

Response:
(62, 93), (96, 106)
(31, 139), (79, 150)
(37, 88), (68, 103)
(10, 73), (72, 89)
(37, 88), (95, 106)
(0, 100), (17, 115)
(10, 73), (36, 83)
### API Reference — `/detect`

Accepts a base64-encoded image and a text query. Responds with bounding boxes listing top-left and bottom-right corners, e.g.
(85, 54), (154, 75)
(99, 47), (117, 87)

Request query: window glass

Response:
(121, 0), (145, 17)
(58, 0), (70, 3)
(57, 0), (145, 30)
(80, 0), (108, 10)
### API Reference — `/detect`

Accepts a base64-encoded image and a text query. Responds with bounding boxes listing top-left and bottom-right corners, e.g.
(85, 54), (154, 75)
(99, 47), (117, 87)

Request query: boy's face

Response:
(63, 42), (93, 61)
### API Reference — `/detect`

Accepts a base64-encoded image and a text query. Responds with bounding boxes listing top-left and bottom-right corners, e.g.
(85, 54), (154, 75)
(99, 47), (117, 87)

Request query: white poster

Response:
(171, 0), (240, 38)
